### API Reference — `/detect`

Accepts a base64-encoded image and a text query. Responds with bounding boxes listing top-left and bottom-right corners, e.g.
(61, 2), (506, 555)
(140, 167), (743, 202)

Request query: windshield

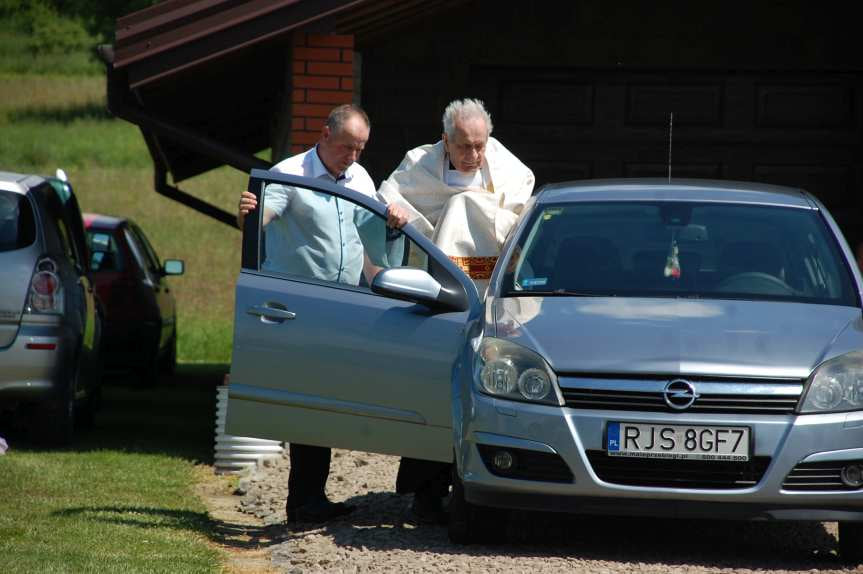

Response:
(0, 190), (36, 252)
(502, 201), (857, 306)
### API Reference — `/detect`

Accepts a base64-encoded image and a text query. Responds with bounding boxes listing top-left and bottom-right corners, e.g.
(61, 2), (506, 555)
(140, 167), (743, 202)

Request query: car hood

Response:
(494, 297), (862, 378)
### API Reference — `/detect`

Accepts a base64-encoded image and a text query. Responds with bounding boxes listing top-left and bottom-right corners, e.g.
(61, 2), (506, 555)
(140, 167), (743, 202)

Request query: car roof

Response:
(83, 212), (127, 229)
(536, 178), (813, 208)
(0, 171), (48, 195)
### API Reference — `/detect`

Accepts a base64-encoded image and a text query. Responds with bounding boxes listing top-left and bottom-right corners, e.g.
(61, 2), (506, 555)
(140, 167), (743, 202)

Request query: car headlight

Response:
(475, 337), (562, 405)
(799, 351), (863, 413)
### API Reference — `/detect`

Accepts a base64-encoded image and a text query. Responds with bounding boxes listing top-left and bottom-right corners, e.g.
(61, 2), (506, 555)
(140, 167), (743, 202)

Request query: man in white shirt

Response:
(237, 104), (407, 524)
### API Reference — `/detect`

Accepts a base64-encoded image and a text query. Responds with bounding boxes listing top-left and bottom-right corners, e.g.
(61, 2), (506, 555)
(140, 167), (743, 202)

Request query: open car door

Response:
(226, 170), (481, 462)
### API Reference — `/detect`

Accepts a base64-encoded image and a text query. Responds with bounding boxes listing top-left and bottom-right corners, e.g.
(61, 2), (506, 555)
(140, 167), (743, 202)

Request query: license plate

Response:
(606, 422), (750, 461)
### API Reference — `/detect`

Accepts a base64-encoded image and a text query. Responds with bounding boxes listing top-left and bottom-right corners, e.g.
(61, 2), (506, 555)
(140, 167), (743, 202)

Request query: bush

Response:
(0, 0), (95, 55)
(1, 0), (160, 43)
(26, 2), (93, 55)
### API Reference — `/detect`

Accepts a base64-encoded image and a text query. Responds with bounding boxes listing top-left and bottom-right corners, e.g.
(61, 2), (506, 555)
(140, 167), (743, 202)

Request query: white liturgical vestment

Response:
(378, 137), (534, 286)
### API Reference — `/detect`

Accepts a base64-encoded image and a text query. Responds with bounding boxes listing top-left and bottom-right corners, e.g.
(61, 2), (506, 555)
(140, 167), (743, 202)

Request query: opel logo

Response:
(663, 379), (699, 410)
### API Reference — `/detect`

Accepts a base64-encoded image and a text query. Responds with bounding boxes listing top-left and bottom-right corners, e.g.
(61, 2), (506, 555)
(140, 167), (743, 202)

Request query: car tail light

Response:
(27, 258), (63, 314)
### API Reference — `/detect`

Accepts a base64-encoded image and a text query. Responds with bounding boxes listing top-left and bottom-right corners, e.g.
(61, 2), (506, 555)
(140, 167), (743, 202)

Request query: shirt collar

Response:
(309, 145), (350, 183)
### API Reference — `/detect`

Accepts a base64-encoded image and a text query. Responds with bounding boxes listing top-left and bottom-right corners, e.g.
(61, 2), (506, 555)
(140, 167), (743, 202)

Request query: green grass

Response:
(0, 20), (249, 574)
(0, 368), (228, 573)
(0, 71), (248, 362)
(0, 26), (102, 76)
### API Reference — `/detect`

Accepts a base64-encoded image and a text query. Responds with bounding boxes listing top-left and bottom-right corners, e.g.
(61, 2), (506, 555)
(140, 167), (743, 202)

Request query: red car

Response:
(83, 213), (184, 383)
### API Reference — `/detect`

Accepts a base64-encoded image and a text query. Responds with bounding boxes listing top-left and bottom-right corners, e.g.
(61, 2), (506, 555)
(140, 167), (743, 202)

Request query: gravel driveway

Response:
(234, 449), (861, 573)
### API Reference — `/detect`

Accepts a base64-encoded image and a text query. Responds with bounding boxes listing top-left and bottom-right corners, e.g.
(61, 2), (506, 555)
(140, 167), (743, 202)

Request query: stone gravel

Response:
(234, 449), (862, 573)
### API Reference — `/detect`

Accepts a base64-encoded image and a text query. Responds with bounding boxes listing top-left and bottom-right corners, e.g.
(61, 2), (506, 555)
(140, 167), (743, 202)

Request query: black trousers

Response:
(396, 457), (451, 498)
(286, 443), (331, 510)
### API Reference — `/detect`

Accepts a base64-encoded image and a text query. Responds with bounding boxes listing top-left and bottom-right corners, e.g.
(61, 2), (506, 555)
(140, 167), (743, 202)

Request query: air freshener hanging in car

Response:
(664, 238), (681, 279)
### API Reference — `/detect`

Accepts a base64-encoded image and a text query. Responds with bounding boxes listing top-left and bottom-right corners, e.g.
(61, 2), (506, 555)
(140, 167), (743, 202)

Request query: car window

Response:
(55, 218), (77, 264)
(0, 191), (36, 252)
(86, 230), (124, 272)
(46, 178), (89, 267)
(129, 223), (162, 274)
(39, 187), (79, 266)
(124, 227), (157, 281)
(502, 201), (857, 306)
(258, 182), (429, 290)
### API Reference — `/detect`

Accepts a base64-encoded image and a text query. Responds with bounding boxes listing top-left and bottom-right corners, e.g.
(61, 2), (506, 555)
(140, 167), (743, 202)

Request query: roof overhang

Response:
(105, 0), (465, 226)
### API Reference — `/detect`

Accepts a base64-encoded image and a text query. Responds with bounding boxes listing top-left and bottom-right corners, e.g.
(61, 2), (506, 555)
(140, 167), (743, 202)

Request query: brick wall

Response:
(289, 33), (355, 155)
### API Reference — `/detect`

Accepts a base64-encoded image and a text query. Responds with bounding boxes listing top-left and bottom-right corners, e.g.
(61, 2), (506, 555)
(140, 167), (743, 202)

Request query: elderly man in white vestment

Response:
(378, 98), (535, 523)
(379, 98), (535, 292)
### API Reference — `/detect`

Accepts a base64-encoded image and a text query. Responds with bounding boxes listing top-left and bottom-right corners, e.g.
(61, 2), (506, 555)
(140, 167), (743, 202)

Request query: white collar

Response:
(442, 151), (489, 189)
(308, 146), (351, 183)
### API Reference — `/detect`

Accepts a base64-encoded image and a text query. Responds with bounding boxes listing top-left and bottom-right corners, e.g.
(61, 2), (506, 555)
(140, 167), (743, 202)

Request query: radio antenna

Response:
(667, 112), (673, 183)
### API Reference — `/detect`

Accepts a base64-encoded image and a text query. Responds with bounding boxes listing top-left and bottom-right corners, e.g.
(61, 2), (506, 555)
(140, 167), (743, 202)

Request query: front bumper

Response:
(458, 392), (863, 521)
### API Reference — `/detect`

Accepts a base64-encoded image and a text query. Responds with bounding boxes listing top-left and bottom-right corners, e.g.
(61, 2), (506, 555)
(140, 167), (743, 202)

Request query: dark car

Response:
(0, 170), (102, 445)
(83, 213), (184, 383)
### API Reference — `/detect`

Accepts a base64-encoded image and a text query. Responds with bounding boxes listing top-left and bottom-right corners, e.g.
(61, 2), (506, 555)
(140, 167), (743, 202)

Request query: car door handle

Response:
(246, 305), (296, 321)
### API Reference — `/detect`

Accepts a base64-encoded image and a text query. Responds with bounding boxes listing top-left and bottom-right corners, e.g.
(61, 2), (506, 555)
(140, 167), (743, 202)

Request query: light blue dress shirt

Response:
(261, 147), (378, 285)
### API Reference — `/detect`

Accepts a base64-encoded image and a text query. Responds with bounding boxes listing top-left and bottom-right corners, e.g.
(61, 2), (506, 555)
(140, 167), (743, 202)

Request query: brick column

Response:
(289, 33), (356, 155)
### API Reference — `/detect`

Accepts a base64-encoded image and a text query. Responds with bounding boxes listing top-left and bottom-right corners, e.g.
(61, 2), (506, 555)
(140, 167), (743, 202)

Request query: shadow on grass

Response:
(7, 101), (112, 124)
(33, 362), (287, 550)
(53, 504), (284, 550)
(1, 363), (230, 462)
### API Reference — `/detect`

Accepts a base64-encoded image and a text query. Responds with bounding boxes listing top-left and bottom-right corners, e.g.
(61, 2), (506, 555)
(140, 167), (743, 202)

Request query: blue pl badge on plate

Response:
(607, 422), (620, 452)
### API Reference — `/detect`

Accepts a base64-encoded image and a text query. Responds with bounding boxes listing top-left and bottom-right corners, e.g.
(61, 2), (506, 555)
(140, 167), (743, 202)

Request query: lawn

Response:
(0, 19), (258, 574)
(0, 48), (248, 363)
(0, 367), (229, 574)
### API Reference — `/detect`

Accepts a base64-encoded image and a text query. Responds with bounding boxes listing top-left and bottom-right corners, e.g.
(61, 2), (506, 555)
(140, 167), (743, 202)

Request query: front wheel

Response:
(839, 521), (863, 564)
(448, 469), (508, 544)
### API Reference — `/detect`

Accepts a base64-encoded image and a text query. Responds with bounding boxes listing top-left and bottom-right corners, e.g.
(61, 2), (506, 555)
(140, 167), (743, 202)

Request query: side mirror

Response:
(371, 268), (444, 308)
(162, 259), (184, 276)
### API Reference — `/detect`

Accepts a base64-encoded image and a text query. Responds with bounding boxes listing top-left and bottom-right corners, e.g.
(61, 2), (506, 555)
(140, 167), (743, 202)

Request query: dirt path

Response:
(195, 450), (862, 574)
(194, 465), (282, 574)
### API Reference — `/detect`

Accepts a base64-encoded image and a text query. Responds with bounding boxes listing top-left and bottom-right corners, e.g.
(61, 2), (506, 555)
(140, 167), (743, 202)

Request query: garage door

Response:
(472, 68), (863, 218)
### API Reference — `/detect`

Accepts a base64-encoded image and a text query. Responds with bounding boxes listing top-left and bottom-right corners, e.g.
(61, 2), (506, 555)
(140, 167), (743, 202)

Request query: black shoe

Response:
(411, 492), (447, 525)
(287, 499), (354, 524)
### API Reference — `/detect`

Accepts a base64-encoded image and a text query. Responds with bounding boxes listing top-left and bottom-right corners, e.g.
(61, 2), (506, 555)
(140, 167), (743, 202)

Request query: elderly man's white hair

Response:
(442, 98), (493, 139)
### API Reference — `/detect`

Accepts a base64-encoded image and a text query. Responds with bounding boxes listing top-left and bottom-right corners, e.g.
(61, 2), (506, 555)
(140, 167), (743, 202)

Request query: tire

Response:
(448, 469), (508, 545)
(77, 384), (101, 430)
(35, 361), (77, 446)
(448, 471), (473, 544)
(137, 356), (159, 387)
(136, 330), (163, 387)
(159, 330), (177, 376)
(839, 521), (863, 564)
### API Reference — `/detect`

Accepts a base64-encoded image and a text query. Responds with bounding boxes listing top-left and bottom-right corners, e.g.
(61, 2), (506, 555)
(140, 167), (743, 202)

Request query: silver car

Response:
(0, 170), (102, 445)
(228, 172), (863, 562)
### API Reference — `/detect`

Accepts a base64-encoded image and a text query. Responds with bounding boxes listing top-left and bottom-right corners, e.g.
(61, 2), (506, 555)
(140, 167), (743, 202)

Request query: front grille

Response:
(560, 375), (803, 415)
(563, 388), (799, 414)
(586, 450), (771, 489)
(477, 445), (574, 483)
(783, 460), (863, 491)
